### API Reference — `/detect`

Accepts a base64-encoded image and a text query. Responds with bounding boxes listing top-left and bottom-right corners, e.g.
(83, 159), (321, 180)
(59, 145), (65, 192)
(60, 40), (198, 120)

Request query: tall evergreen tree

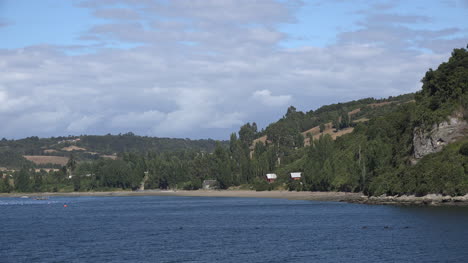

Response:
(15, 168), (31, 192)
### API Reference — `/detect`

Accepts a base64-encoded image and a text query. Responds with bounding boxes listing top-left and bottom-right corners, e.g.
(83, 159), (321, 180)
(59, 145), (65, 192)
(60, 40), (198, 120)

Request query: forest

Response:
(0, 133), (224, 169)
(1, 46), (467, 196)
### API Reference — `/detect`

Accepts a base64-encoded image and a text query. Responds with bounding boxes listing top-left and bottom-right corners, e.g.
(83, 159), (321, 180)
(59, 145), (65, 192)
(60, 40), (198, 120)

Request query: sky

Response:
(0, 0), (467, 140)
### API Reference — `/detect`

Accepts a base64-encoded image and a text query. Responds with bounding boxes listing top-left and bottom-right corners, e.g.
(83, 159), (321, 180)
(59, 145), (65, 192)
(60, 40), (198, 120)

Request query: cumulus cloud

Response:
(0, 0), (466, 139)
(152, 88), (244, 135)
(111, 110), (165, 129)
(252, 90), (292, 107)
(67, 115), (102, 133)
(207, 112), (244, 129)
(79, 0), (299, 50)
(0, 89), (33, 113)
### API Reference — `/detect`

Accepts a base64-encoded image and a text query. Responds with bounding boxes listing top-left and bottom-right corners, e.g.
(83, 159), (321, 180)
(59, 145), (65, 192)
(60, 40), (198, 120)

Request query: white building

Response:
(266, 173), (277, 183)
(290, 172), (302, 180)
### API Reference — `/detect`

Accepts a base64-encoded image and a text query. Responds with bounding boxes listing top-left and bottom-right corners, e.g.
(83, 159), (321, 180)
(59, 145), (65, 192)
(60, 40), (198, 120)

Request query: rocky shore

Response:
(354, 194), (468, 206)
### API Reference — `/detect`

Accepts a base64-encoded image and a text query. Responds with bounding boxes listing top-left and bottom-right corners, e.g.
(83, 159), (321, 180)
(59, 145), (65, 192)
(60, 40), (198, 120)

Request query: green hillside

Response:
(0, 133), (223, 169)
(1, 45), (466, 195)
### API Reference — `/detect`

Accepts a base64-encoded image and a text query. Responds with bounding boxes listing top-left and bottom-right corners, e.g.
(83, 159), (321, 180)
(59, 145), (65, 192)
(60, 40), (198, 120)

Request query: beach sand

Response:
(0, 190), (363, 202)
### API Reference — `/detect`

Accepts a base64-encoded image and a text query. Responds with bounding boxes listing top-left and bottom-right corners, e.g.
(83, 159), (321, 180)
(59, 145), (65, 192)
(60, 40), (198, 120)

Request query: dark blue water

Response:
(1, 196), (468, 263)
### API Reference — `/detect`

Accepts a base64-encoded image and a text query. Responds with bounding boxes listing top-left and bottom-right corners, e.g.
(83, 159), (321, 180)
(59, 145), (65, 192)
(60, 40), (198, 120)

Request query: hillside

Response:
(1, 45), (466, 196)
(251, 95), (414, 149)
(0, 133), (224, 169)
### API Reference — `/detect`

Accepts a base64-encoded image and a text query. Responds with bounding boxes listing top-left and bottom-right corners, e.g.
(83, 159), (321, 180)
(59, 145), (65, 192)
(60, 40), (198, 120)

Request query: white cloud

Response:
(0, 0), (465, 139)
(111, 110), (166, 129)
(252, 89), (292, 107)
(0, 89), (34, 113)
(151, 88), (244, 136)
(206, 112), (244, 128)
(67, 115), (102, 133)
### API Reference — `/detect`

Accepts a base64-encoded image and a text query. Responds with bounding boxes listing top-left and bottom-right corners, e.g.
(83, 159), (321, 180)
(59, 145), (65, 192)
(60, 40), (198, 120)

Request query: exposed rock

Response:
(356, 194), (468, 206)
(413, 115), (468, 159)
(398, 195), (416, 201)
(453, 194), (468, 202)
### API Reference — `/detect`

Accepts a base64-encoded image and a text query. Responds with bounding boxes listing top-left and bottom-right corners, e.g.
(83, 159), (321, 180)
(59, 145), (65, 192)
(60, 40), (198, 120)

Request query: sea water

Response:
(1, 196), (468, 262)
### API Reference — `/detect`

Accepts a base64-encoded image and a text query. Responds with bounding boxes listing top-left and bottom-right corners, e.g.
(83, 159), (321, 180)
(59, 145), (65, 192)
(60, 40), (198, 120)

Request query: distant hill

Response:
(0, 133), (225, 169)
(248, 93), (415, 150)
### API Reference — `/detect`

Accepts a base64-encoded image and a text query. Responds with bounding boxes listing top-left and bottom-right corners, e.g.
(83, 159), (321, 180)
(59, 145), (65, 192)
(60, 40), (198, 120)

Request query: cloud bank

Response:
(0, 0), (466, 139)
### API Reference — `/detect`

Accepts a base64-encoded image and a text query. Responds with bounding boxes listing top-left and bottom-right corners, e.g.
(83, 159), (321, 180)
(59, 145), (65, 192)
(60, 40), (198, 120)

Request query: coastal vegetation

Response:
(0, 46), (467, 196)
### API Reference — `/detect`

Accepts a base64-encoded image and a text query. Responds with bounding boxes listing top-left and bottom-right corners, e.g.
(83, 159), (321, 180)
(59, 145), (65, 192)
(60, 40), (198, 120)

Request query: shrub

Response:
(460, 142), (468, 156)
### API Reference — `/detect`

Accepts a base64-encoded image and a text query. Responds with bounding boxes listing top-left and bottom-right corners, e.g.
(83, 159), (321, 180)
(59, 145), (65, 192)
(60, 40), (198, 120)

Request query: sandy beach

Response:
(0, 190), (363, 202)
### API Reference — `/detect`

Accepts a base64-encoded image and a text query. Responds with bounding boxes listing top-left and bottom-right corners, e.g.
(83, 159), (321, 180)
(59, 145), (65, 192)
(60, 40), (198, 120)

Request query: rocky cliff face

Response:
(413, 115), (468, 159)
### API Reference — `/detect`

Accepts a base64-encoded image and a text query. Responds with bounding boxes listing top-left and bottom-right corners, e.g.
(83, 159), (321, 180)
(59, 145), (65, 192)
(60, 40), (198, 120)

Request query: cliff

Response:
(413, 113), (468, 159)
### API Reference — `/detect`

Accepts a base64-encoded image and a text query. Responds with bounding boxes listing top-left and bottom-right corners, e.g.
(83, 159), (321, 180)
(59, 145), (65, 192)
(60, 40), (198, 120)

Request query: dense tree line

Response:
(0, 133), (226, 168)
(0, 150), (35, 169)
(79, 132), (224, 155)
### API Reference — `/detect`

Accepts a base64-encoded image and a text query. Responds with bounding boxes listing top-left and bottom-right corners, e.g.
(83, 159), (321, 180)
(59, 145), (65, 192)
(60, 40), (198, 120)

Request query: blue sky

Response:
(281, 1), (468, 48)
(0, 0), (467, 139)
(2, 0), (466, 49)
(1, 0), (94, 48)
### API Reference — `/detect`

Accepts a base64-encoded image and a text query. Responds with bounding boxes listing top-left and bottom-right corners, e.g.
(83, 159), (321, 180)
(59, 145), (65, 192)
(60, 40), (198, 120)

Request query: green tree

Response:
(0, 177), (6, 192)
(0, 177), (12, 193)
(319, 123), (325, 133)
(332, 118), (340, 131)
(303, 134), (335, 190)
(72, 174), (81, 191)
(238, 123), (257, 146)
(460, 142), (468, 156)
(15, 168), (31, 192)
(66, 154), (77, 179)
(340, 113), (350, 129)
(33, 172), (43, 192)
(213, 143), (233, 188)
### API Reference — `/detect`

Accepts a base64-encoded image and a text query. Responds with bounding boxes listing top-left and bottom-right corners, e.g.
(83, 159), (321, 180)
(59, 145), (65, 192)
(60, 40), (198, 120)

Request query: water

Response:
(1, 196), (468, 263)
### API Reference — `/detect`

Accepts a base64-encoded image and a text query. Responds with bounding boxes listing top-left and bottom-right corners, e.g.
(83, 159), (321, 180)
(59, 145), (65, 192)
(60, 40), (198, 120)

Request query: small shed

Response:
(290, 172), (301, 181)
(265, 173), (277, 183)
(202, 180), (218, 190)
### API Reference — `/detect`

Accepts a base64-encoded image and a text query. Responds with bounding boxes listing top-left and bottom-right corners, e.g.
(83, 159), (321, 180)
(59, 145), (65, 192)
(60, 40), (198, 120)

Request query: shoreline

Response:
(2, 190), (468, 206)
(0, 190), (362, 202)
(353, 194), (468, 206)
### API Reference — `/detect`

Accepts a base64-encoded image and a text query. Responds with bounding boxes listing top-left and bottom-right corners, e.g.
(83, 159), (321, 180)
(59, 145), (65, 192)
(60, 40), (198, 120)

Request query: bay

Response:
(1, 196), (468, 262)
